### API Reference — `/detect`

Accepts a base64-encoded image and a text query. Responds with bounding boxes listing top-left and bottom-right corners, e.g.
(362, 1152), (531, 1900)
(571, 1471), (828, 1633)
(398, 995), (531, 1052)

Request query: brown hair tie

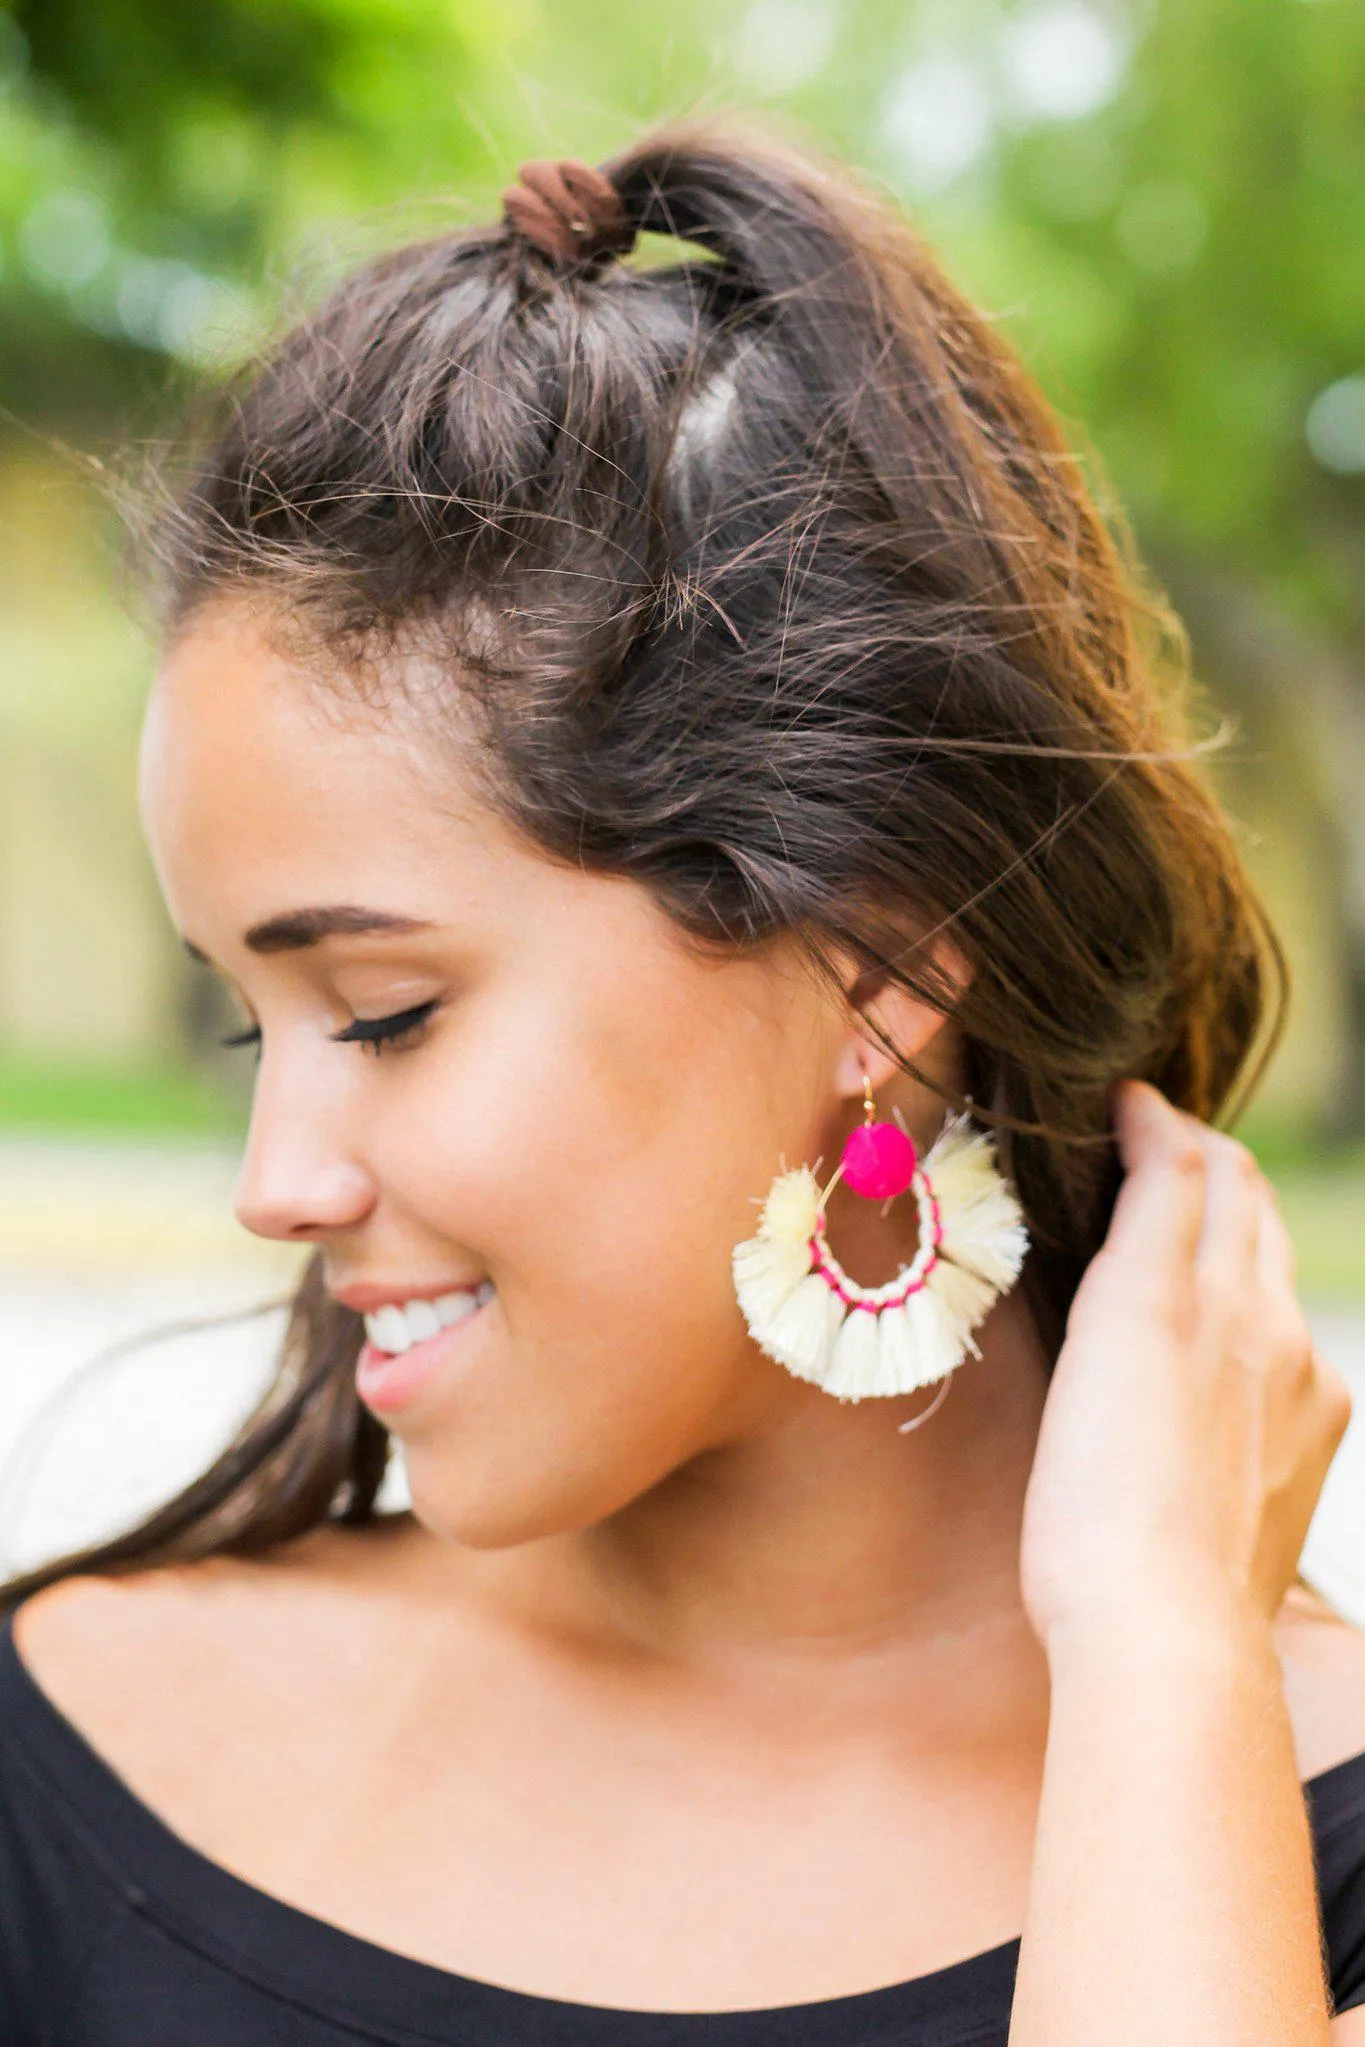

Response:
(502, 158), (636, 267)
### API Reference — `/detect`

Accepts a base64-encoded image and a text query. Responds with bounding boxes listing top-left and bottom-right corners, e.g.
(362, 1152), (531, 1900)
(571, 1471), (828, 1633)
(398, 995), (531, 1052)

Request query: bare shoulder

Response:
(1275, 1580), (1365, 1782)
(12, 1516), (423, 1773)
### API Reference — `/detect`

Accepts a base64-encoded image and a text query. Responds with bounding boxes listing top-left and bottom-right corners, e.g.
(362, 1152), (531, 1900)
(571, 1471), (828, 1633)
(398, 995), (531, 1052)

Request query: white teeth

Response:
(368, 1304), (411, 1354)
(363, 1286), (490, 1355)
(435, 1291), (478, 1330)
(404, 1299), (441, 1342)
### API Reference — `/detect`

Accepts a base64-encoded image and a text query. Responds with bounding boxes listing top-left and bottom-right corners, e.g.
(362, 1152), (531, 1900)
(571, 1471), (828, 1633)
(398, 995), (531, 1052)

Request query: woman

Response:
(1, 125), (1362, 2044)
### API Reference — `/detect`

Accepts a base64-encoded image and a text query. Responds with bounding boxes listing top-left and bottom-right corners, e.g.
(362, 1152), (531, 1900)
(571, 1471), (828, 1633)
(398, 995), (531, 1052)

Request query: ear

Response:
(832, 939), (973, 1100)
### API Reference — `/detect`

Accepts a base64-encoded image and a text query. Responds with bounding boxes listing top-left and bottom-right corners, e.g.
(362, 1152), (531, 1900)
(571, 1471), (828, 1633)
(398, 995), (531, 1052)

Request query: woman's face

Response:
(140, 605), (900, 1547)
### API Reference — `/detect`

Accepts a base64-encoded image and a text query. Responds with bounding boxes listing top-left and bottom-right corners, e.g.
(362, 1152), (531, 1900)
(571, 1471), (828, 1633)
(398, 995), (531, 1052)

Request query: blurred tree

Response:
(969, 0), (1365, 1132)
(0, 0), (486, 419)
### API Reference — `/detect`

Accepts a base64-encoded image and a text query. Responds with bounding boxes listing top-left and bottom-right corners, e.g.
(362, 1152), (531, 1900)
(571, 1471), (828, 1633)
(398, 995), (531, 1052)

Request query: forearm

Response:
(1010, 1592), (1330, 2045)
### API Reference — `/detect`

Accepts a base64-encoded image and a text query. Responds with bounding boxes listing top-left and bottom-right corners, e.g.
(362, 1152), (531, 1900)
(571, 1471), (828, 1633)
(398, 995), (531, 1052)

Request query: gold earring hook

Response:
(815, 1068), (884, 1206)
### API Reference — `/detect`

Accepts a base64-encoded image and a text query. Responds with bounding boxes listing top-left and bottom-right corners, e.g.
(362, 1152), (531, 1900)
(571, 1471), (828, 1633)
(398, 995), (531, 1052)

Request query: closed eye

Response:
(331, 999), (440, 1054)
(219, 999), (440, 1059)
(220, 1023), (262, 1052)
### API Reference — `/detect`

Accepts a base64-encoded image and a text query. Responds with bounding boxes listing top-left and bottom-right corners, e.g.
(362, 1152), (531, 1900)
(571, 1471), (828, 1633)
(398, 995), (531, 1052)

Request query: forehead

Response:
(139, 603), (509, 933)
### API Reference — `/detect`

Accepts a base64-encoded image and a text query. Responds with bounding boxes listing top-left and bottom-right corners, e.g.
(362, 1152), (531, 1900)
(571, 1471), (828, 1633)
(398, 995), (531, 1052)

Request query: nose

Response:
(233, 1059), (377, 1243)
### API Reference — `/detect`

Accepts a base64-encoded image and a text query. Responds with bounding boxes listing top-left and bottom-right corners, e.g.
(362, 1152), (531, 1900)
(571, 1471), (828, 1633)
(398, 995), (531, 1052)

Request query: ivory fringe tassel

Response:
(732, 1113), (1028, 1401)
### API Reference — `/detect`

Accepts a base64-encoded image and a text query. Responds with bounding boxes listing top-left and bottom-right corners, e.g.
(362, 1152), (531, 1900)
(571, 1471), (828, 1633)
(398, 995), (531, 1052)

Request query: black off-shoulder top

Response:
(2, 1611), (1363, 2045)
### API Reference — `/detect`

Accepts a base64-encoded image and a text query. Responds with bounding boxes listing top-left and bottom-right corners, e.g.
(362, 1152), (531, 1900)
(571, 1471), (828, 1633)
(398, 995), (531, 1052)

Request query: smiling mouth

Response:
(362, 1282), (495, 1355)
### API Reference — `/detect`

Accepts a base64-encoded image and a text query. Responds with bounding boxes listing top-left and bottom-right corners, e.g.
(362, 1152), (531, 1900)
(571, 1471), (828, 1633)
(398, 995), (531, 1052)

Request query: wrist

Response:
(1038, 1573), (1276, 1685)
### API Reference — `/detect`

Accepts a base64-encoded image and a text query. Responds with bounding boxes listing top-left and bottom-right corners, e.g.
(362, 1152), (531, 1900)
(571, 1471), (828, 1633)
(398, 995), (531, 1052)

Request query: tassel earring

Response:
(732, 1076), (1028, 1412)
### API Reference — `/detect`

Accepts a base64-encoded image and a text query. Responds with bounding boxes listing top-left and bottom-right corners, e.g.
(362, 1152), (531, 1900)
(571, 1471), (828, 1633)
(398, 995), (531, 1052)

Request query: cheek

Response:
(393, 1005), (769, 1296)
(382, 947), (831, 1532)
(381, 916), (825, 1280)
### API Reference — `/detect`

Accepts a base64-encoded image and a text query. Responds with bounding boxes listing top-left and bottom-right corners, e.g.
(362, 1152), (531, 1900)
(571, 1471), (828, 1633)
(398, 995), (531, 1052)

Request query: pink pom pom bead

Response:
(840, 1120), (917, 1201)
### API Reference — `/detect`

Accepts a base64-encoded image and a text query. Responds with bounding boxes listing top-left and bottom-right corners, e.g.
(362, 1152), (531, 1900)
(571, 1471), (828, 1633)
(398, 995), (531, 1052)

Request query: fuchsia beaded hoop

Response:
(732, 1076), (1029, 1414)
(811, 1106), (943, 1318)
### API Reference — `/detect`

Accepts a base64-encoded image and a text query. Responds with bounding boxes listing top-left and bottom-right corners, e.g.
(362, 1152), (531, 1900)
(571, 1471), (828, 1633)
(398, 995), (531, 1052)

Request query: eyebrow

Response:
(182, 907), (435, 963)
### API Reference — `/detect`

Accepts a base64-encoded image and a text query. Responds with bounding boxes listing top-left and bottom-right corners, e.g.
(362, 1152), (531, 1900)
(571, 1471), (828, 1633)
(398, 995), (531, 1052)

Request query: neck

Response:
(566, 1286), (1052, 1665)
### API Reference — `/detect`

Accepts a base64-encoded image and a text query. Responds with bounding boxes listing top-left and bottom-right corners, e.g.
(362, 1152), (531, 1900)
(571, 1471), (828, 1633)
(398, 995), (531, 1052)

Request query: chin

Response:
(401, 1446), (641, 1551)
(400, 1407), (716, 1551)
(407, 1490), (579, 1551)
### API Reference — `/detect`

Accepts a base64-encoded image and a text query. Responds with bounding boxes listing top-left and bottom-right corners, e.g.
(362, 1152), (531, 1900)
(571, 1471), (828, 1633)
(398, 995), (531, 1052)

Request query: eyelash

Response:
(220, 1000), (440, 1059)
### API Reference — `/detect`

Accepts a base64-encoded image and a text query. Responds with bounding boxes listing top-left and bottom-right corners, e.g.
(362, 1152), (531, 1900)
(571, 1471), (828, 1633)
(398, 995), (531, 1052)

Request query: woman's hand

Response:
(1011, 1078), (1350, 2044)
(1019, 1078), (1352, 1653)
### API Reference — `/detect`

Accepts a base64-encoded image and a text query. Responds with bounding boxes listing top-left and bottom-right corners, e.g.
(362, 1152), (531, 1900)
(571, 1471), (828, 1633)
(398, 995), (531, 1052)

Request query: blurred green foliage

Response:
(981, 0), (1365, 631)
(1265, 1154), (1365, 1299)
(0, 1049), (241, 1133)
(5, 0), (1364, 621)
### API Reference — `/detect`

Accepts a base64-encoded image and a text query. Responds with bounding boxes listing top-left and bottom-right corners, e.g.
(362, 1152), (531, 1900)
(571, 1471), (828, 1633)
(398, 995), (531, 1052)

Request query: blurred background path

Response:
(0, 1136), (302, 1578)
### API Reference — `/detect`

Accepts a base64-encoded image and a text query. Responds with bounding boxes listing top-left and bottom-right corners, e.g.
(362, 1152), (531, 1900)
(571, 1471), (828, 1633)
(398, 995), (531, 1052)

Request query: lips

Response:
(354, 1282), (496, 1416)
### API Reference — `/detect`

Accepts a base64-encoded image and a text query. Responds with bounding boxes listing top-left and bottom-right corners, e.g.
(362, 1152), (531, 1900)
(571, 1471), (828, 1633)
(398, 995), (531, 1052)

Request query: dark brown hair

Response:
(2, 119), (1285, 1608)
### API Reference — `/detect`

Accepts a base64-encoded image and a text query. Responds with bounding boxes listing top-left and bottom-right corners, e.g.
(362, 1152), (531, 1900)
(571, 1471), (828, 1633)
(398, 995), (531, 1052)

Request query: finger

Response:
(1291, 1345), (1353, 1523)
(1253, 1178), (1328, 1433)
(1317, 1352), (1355, 1457)
(1112, 1077), (1205, 1177)
(1254, 1172), (1299, 1296)
(1103, 1079), (1206, 1269)
(1190, 1122), (1262, 1288)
